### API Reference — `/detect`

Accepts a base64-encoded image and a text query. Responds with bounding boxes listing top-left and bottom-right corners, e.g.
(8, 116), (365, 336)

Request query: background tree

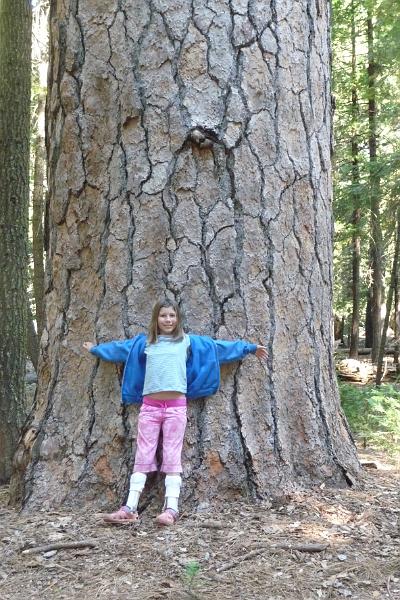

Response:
(332, 0), (400, 357)
(376, 210), (400, 384)
(0, 0), (32, 483)
(366, 4), (383, 363)
(11, 0), (360, 509)
(349, 0), (362, 359)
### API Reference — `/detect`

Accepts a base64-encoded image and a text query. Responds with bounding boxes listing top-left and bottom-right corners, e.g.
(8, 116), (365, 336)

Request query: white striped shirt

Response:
(142, 334), (191, 395)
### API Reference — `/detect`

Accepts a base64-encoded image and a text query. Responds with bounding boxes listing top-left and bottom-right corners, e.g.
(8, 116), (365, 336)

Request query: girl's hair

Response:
(147, 299), (184, 344)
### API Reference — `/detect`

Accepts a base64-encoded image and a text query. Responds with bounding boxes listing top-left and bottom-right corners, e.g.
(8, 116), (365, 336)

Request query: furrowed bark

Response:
(0, 0), (32, 483)
(11, 0), (359, 509)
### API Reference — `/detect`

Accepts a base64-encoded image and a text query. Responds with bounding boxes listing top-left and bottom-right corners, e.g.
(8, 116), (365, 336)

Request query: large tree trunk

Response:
(0, 0), (32, 483)
(11, 0), (360, 509)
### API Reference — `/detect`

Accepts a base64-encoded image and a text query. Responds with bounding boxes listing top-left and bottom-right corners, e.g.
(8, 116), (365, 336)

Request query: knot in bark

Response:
(188, 128), (218, 149)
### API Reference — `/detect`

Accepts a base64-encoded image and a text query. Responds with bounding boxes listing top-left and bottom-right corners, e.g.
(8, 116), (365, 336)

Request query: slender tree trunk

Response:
(0, 0), (32, 483)
(394, 253), (399, 374)
(10, 0), (360, 509)
(349, 208), (361, 357)
(376, 211), (400, 385)
(367, 11), (383, 363)
(349, 0), (361, 359)
(365, 292), (373, 348)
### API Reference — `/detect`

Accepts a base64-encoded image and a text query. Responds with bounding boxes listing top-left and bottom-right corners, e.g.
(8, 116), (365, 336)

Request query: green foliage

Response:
(332, 0), (400, 326)
(340, 382), (400, 454)
(183, 560), (201, 594)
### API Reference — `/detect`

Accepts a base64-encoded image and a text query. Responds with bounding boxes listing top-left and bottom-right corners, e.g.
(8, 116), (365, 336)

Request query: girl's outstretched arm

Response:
(215, 339), (267, 364)
(83, 339), (134, 363)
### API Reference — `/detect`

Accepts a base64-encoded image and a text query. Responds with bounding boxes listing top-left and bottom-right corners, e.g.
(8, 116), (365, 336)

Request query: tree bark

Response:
(11, 0), (360, 509)
(365, 291), (373, 348)
(0, 0), (32, 483)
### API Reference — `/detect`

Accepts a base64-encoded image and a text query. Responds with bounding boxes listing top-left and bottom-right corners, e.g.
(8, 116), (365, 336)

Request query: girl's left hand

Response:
(255, 345), (268, 361)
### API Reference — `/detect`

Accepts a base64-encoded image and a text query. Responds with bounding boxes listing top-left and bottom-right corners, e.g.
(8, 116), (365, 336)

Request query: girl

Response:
(83, 300), (267, 526)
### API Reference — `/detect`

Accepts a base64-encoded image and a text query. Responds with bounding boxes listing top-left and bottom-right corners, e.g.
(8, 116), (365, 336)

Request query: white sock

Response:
(164, 475), (182, 513)
(126, 472), (147, 512)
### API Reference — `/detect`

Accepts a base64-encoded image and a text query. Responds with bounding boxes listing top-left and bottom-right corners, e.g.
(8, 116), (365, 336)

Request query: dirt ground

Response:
(1, 447), (399, 600)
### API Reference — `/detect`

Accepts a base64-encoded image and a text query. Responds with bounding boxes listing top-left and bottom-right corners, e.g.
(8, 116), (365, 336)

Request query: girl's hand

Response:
(255, 345), (268, 361)
(83, 342), (95, 352)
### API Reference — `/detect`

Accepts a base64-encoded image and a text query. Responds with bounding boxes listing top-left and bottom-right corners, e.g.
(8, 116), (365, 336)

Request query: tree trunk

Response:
(365, 292), (373, 348)
(376, 210), (400, 385)
(11, 0), (360, 509)
(367, 12), (383, 364)
(0, 0), (32, 483)
(394, 250), (399, 374)
(349, 0), (361, 359)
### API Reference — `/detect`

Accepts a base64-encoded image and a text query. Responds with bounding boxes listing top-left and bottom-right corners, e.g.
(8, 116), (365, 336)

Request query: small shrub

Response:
(339, 383), (400, 455)
(183, 560), (201, 594)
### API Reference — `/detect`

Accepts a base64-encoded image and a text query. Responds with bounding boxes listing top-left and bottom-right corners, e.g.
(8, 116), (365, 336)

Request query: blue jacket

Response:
(90, 334), (257, 404)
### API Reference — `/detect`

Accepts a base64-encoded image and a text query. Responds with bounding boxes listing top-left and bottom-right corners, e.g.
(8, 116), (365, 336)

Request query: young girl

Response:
(83, 300), (267, 526)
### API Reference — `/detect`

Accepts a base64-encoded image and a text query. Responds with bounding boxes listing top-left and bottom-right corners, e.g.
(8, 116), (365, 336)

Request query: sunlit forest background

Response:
(331, 0), (400, 454)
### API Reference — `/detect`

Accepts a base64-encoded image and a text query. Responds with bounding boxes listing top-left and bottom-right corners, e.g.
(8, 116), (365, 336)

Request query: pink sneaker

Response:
(155, 508), (179, 526)
(102, 506), (139, 524)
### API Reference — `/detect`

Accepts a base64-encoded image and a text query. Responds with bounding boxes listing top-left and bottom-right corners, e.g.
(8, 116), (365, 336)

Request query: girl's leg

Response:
(160, 406), (187, 475)
(125, 472), (147, 512)
(102, 405), (162, 523)
(155, 472), (182, 525)
(156, 407), (186, 524)
(164, 473), (182, 512)
(133, 404), (163, 473)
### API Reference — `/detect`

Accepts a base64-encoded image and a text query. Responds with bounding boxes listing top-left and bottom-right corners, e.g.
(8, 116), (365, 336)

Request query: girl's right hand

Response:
(83, 342), (95, 351)
(255, 345), (268, 361)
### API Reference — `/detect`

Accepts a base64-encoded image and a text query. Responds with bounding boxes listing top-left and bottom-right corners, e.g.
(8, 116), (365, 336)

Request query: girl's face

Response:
(157, 306), (178, 335)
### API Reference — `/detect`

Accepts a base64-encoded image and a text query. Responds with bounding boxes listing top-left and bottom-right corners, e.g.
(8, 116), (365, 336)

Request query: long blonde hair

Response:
(147, 300), (184, 344)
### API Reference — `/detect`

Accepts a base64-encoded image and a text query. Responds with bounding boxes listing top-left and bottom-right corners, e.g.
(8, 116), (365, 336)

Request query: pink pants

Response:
(133, 400), (187, 473)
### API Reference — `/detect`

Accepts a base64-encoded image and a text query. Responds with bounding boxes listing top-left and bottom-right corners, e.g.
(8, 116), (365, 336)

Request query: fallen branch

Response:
(276, 543), (328, 553)
(216, 549), (265, 573)
(215, 542), (328, 573)
(197, 520), (227, 530)
(21, 540), (97, 555)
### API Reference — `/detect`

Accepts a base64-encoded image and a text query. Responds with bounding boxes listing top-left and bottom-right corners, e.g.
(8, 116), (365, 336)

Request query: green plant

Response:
(340, 382), (400, 455)
(183, 560), (201, 596)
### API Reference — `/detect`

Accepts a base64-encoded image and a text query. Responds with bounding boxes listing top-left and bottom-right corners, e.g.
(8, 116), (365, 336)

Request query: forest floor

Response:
(1, 446), (400, 600)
